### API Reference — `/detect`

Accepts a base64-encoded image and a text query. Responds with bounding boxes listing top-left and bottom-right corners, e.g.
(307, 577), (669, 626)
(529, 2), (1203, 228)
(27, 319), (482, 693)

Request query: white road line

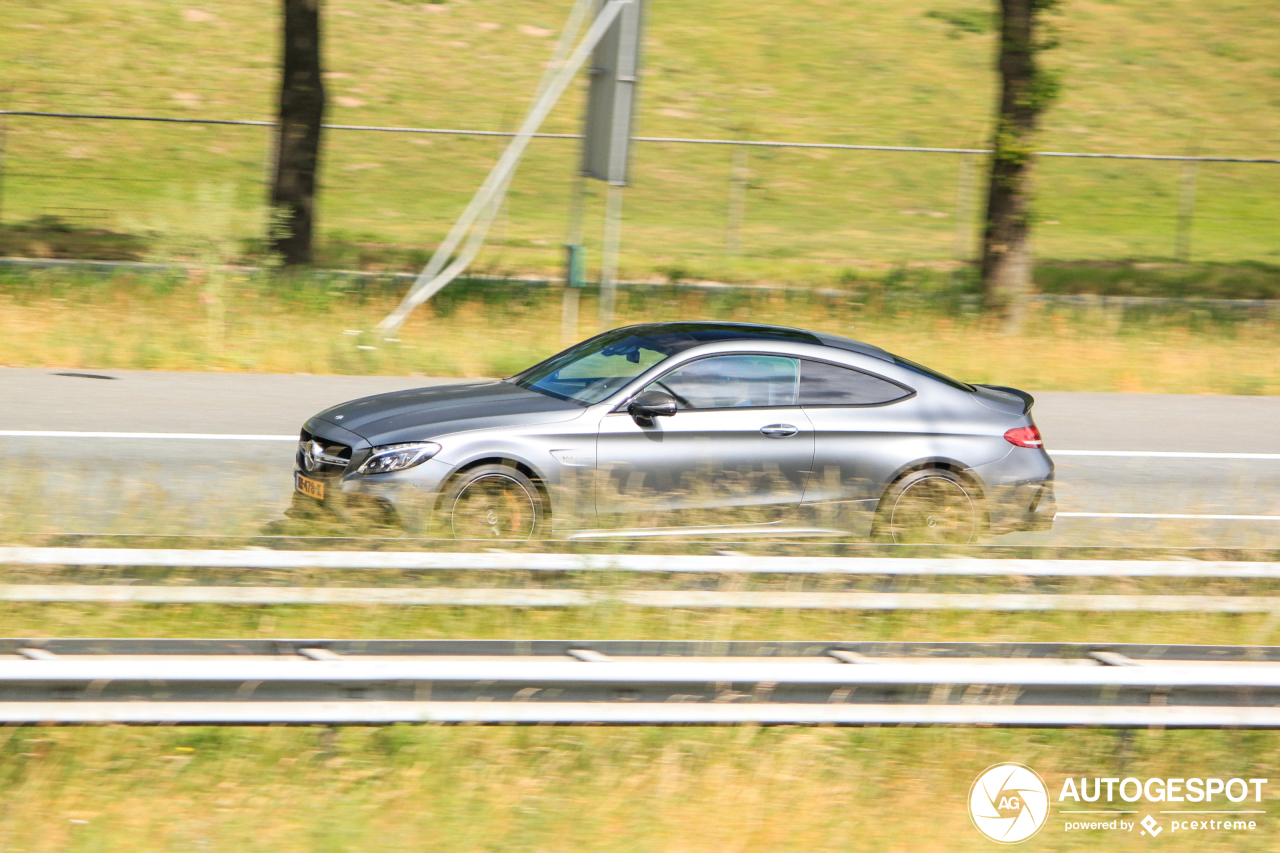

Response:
(0, 430), (296, 441)
(0, 433), (1276, 460)
(1060, 512), (1280, 522)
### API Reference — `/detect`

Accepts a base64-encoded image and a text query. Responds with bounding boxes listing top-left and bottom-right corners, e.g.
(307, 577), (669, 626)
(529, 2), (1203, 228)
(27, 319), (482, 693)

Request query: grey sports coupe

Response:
(290, 322), (1054, 543)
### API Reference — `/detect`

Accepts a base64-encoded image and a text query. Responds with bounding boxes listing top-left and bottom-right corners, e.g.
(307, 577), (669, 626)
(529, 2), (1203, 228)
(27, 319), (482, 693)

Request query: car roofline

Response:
(604, 321), (895, 363)
(590, 337), (914, 413)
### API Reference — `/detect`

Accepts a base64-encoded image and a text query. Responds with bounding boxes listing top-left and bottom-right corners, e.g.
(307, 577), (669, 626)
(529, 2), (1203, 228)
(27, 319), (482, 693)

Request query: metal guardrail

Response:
(2, 584), (1269, 612)
(5, 640), (1280, 726)
(1, 585), (1277, 612)
(5, 550), (1280, 611)
(3, 548), (1280, 577)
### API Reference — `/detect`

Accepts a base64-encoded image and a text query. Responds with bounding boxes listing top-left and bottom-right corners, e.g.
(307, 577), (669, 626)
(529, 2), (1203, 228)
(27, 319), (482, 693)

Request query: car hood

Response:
(311, 380), (584, 444)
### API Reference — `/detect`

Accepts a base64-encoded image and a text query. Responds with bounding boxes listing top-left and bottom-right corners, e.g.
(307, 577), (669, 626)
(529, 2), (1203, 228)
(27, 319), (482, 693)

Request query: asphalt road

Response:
(2, 367), (1278, 546)
(5, 367), (1280, 450)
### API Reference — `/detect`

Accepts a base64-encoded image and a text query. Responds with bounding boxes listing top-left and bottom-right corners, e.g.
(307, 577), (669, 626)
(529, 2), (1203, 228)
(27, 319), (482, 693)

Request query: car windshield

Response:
(508, 329), (678, 404)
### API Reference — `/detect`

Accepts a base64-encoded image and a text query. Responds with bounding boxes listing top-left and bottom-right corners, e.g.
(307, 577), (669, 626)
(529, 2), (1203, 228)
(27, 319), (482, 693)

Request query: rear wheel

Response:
(443, 464), (544, 540)
(876, 469), (980, 545)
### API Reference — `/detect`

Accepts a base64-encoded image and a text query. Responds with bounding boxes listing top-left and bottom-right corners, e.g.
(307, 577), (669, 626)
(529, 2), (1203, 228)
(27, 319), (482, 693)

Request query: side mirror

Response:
(628, 390), (677, 424)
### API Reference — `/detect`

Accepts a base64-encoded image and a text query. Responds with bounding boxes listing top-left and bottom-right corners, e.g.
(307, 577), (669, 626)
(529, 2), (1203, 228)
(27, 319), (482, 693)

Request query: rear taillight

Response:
(1004, 425), (1044, 448)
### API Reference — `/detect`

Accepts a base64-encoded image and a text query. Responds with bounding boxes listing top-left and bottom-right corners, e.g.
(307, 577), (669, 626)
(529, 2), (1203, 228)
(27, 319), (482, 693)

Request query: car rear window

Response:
(890, 354), (975, 392)
(798, 360), (913, 406)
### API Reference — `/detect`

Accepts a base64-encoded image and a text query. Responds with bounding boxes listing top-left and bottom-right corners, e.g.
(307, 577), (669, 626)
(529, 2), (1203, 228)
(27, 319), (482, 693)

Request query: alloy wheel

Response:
(450, 472), (539, 540)
(887, 473), (977, 545)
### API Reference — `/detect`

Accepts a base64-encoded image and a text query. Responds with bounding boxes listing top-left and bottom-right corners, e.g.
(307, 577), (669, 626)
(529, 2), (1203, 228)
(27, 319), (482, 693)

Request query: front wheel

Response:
(442, 464), (544, 540)
(875, 469), (981, 545)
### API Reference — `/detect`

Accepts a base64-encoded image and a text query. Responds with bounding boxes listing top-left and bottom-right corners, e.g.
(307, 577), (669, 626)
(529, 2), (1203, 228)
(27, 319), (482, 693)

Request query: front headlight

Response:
(356, 442), (441, 475)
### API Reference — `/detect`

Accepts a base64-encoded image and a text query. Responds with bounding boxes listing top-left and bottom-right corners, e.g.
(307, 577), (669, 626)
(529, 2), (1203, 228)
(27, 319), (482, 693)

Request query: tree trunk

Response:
(981, 0), (1054, 325)
(270, 0), (325, 267)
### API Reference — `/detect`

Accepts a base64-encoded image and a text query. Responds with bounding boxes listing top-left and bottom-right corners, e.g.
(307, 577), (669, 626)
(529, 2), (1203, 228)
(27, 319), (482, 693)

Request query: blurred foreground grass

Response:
(2, 724), (1278, 852)
(3, 604), (1280, 851)
(7, 601), (1280, 646)
(3, 268), (1279, 395)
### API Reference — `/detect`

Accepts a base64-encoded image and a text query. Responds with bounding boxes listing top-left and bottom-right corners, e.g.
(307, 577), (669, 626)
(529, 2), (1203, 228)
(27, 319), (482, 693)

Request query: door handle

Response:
(760, 424), (798, 438)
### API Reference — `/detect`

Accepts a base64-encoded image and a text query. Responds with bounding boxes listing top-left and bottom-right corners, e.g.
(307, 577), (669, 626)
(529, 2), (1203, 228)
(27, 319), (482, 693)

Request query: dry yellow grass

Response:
(0, 724), (1276, 851)
(1, 272), (1278, 395)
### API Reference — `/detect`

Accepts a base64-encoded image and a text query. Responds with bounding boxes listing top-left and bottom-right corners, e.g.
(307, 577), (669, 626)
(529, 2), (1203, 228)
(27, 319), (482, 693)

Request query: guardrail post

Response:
(1176, 160), (1197, 263)
(726, 145), (748, 254)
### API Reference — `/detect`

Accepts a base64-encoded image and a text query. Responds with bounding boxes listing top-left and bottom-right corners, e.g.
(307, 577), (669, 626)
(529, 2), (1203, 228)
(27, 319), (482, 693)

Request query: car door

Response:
(796, 358), (917, 531)
(595, 354), (815, 529)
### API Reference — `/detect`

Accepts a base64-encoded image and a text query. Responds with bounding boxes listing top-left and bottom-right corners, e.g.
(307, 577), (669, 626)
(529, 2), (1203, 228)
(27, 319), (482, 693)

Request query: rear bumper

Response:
(980, 477), (1055, 534)
(1012, 480), (1057, 532)
(968, 447), (1056, 535)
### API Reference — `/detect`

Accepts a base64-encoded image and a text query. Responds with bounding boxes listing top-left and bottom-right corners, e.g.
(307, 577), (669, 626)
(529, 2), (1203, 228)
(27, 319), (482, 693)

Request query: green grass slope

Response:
(2, 0), (1279, 282)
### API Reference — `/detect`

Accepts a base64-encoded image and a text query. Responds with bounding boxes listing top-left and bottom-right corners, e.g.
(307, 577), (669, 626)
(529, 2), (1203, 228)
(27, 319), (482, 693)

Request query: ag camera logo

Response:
(969, 763), (1050, 844)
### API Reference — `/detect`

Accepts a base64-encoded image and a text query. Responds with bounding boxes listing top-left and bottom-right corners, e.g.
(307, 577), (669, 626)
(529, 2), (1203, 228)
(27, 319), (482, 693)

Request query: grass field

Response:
(3, 724), (1277, 852)
(2, 0), (1280, 283)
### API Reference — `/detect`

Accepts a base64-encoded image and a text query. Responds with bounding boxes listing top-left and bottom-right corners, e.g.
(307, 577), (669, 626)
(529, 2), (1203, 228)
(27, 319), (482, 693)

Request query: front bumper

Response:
(286, 457), (456, 534)
(284, 484), (401, 530)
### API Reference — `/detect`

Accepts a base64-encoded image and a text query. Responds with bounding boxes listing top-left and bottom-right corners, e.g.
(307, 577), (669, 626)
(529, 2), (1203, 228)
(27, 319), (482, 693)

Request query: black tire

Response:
(442, 464), (544, 540)
(874, 468), (981, 545)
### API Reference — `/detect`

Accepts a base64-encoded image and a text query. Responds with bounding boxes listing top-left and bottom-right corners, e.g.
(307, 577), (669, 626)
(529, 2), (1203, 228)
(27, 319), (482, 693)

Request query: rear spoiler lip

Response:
(975, 384), (1035, 414)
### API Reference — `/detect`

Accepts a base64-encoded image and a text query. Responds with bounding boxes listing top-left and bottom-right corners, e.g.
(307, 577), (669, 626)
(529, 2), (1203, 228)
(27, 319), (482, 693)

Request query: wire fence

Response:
(2, 106), (1279, 270)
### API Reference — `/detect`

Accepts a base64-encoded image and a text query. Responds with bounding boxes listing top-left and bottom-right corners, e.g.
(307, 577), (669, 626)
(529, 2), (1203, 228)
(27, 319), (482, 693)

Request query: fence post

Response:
(725, 145), (748, 254)
(953, 152), (975, 266)
(0, 91), (9, 225)
(1176, 159), (1197, 263)
(562, 173), (587, 345)
(561, 280), (581, 345)
(263, 122), (280, 238)
(597, 182), (624, 330)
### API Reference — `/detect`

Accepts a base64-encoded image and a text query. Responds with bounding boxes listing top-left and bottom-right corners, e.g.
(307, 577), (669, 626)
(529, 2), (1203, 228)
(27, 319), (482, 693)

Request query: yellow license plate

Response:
(295, 473), (325, 500)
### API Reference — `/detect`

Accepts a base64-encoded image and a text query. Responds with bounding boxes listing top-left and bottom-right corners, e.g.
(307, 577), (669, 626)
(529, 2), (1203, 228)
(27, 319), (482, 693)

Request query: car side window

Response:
(645, 355), (799, 409)
(798, 360), (912, 406)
